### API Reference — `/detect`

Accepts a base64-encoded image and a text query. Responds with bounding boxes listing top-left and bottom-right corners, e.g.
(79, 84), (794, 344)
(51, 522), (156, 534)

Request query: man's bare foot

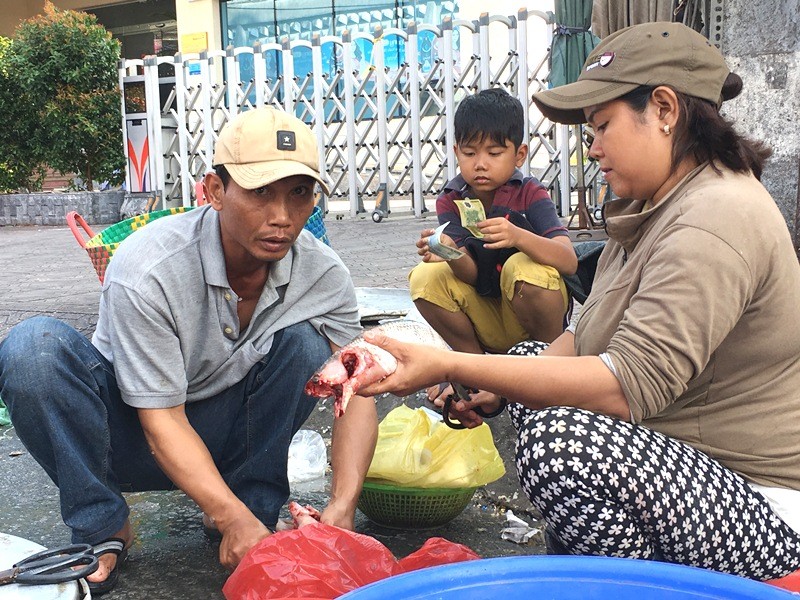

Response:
(86, 520), (133, 586)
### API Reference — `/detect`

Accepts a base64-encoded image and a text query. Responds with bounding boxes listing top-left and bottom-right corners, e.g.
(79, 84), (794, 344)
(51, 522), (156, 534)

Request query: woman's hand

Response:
(478, 216), (520, 249)
(430, 387), (504, 429)
(358, 330), (447, 397)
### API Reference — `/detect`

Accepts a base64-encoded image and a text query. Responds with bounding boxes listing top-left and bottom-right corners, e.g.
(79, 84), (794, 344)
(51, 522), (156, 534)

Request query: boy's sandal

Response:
(473, 397), (508, 419)
(88, 537), (129, 597)
(442, 383), (508, 429)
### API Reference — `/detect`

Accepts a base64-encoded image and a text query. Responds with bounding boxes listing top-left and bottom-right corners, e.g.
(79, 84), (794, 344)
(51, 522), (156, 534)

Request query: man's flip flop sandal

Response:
(88, 537), (129, 597)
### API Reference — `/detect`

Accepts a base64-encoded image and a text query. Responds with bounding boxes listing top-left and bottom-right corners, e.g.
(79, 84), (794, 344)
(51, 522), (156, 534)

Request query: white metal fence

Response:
(118, 8), (596, 219)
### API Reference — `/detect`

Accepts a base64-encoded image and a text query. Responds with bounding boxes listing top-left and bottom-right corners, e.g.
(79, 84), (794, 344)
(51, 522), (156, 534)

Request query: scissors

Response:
(0, 543), (98, 586)
(441, 383), (507, 430)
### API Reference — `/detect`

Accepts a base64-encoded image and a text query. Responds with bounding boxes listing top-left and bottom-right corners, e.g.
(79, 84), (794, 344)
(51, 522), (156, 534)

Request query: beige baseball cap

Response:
(533, 22), (730, 125)
(212, 106), (330, 195)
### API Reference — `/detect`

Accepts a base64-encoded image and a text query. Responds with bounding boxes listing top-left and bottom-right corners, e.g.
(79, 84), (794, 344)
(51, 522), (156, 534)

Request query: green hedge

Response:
(0, 1), (125, 193)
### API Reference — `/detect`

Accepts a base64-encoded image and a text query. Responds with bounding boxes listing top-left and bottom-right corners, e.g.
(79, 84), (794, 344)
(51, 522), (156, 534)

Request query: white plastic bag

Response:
(287, 429), (327, 485)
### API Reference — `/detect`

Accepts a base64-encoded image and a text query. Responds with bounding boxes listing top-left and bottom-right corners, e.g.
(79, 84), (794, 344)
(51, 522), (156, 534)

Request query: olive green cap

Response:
(533, 22), (730, 125)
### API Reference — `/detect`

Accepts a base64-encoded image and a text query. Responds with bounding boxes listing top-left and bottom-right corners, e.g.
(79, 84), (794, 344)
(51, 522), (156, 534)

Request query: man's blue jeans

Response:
(0, 316), (331, 545)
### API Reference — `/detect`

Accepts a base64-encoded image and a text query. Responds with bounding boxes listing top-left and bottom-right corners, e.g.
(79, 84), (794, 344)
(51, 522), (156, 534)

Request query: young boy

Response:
(410, 88), (577, 357)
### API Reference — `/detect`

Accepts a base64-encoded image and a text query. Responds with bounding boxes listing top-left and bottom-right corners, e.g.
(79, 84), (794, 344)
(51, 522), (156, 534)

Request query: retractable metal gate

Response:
(119, 8), (595, 219)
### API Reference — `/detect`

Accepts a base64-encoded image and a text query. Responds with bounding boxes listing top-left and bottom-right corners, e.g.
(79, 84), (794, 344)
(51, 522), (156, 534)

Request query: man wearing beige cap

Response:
(0, 107), (378, 594)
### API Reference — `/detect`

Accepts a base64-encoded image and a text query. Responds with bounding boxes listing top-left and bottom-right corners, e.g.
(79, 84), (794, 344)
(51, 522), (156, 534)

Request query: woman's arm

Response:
(541, 329), (578, 357)
(515, 231), (578, 275)
(359, 330), (630, 421)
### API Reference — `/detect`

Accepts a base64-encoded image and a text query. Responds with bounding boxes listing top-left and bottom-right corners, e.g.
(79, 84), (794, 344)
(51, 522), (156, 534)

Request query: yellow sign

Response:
(181, 32), (208, 54)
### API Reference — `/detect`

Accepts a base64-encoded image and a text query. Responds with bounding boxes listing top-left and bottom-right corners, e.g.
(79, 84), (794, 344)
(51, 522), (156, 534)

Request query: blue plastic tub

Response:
(339, 556), (796, 599)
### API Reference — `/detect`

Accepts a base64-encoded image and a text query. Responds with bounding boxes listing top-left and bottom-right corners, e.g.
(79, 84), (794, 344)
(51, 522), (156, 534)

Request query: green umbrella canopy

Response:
(549, 0), (600, 87)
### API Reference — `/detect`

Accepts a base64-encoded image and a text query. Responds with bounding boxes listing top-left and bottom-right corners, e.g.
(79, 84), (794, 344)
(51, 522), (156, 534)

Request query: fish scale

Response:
(335, 319), (449, 356)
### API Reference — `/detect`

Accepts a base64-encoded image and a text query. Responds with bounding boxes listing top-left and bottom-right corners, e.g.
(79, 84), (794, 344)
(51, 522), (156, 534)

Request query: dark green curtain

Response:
(591, 1), (704, 40)
(549, 0), (600, 88)
(548, 0), (601, 228)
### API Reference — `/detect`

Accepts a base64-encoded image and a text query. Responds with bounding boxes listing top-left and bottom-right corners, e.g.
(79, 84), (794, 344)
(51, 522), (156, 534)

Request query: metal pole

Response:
(226, 46), (238, 116)
(144, 55), (165, 207)
(559, 123), (571, 217)
(254, 41), (265, 107)
(173, 53), (192, 207)
(478, 13), (490, 90)
(342, 30), (360, 216)
(374, 26), (390, 199)
(199, 51), (214, 175)
(311, 34), (328, 212)
(273, 1), (279, 43)
(118, 59), (131, 194)
(408, 21), (425, 217)
(281, 37), (294, 113)
(575, 124), (588, 229)
(517, 8), (530, 177)
(442, 17), (456, 182)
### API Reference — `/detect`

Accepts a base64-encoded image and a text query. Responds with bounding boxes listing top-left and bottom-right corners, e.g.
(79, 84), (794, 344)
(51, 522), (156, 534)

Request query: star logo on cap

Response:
(277, 130), (296, 151)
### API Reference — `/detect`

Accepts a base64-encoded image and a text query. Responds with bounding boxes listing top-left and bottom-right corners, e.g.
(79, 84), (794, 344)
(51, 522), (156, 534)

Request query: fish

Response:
(304, 320), (449, 418)
(288, 501), (322, 528)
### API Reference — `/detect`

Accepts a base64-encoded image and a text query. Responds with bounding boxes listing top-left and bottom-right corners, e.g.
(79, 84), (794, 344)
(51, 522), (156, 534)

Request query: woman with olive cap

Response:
(359, 22), (800, 580)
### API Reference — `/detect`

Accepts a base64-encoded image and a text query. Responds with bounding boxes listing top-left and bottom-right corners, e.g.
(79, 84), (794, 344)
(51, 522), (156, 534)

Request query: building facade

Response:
(4, 0), (550, 62)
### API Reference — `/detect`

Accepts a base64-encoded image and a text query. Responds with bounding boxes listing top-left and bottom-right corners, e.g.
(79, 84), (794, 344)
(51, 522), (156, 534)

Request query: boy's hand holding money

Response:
(478, 216), (524, 250)
(417, 228), (441, 262)
(418, 224), (465, 262)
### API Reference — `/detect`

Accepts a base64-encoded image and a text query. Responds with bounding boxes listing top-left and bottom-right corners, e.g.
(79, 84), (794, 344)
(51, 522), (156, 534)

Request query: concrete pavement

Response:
(0, 211), (545, 599)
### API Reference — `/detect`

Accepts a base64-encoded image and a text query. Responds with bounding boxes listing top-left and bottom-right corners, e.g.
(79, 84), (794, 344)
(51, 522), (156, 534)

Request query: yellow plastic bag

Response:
(365, 405), (505, 488)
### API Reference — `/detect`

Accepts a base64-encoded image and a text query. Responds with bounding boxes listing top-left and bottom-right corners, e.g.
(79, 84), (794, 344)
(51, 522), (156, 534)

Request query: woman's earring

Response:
(663, 124), (671, 135)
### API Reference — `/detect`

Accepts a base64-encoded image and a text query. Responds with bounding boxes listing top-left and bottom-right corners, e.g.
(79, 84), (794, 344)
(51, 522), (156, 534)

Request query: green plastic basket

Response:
(357, 481), (477, 529)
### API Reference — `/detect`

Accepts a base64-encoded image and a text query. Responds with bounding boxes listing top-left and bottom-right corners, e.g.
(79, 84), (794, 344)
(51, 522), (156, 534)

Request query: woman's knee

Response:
(514, 407), (598, 483)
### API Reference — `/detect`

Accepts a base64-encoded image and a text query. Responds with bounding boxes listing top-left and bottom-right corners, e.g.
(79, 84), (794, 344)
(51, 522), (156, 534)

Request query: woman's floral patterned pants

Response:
(507, 340), (800, 581)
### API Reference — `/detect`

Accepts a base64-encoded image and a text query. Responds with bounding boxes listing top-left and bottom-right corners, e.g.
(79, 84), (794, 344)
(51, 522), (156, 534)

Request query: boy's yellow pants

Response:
(409, 252), (568, 354)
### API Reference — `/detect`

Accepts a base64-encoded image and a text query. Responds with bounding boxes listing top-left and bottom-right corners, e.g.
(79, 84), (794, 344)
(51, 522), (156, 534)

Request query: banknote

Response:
(454, 198), (485, 238)
(428, 222), (465, 261)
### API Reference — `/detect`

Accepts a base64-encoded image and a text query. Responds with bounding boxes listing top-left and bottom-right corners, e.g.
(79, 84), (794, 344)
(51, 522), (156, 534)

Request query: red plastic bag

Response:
(222, 522), (480, 600)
